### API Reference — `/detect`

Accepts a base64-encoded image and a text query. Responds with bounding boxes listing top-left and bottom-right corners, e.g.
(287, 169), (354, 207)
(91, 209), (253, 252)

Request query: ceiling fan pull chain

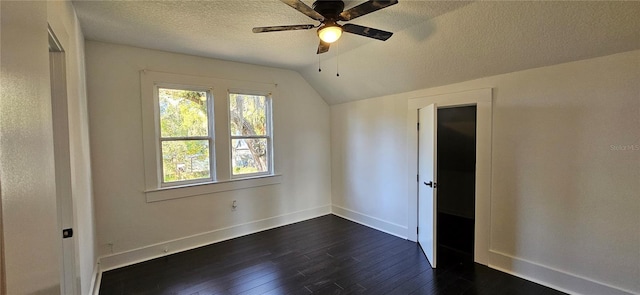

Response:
(318, 54), (322, 72)
(336, 41), (340, 77)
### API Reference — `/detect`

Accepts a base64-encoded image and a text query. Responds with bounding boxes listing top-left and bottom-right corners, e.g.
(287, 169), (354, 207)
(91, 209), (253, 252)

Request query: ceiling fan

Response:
(253, 0), (398, 54)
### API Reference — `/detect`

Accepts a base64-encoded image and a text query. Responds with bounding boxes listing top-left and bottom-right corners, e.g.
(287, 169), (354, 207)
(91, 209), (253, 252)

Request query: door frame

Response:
(407, 88), (492, 266)
(49, 25), (79, 295)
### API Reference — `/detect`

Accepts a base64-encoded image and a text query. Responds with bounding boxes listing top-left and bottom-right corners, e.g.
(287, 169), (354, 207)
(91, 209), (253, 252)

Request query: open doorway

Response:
(436, 106), (476, 266)
(409, 88), (492, 268)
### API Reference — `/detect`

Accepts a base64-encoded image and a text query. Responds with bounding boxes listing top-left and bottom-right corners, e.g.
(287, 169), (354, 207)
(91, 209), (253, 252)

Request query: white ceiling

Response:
(73, 0), (640, 104)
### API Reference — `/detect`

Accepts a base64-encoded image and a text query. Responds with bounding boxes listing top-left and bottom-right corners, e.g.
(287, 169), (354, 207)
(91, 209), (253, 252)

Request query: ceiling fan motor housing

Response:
(312, 0), (345, 20)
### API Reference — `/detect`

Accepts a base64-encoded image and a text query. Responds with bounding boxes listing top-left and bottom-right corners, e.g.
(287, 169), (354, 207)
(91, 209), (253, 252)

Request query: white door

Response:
(418, 104), (437, 268)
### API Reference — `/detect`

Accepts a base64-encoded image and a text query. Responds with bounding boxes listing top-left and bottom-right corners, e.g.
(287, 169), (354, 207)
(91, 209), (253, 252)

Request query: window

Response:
(157, 86), (214, 186)
(140, 71), (281, 201)
(229, 93), (272, 177)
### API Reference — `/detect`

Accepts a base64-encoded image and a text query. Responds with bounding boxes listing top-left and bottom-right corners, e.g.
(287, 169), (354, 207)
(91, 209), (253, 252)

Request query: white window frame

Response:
(155, 83), (216, 187)
(228, 90), (274, 179)
(140, 70), (281, 202)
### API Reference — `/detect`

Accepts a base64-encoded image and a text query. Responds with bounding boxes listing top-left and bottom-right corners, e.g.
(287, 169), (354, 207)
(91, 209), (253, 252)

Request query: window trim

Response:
(155, 84), (216, 187)
(145, 174), (283, 202)
(140, 70), (279, 202)
(228, 90), (274, 179)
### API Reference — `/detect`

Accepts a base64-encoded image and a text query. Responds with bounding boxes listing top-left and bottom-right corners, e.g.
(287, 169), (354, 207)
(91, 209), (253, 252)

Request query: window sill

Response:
(145, 174), (282, 203)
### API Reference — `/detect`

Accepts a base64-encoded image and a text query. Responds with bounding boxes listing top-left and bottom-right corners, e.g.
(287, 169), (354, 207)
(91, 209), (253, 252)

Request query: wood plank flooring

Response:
(99, 215), (566, 295)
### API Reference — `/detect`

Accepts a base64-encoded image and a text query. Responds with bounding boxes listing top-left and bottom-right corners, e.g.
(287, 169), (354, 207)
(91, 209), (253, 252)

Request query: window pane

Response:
(161, 140), (210, 183)
(159, 88), (208, 137)
(231, 138), (268, 175)
(229, 93), (267, 136)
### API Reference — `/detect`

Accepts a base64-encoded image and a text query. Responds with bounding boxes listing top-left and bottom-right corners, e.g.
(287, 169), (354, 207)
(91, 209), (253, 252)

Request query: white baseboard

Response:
(489, 250), (637, 295)
(98, 205), (331, 272)
(331, 205), (408, 239)
(89, 262), (101, 295)
(95, 206), (636, 295)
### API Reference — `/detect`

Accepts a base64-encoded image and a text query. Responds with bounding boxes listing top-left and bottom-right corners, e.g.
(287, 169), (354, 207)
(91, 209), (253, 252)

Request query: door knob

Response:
(423, 181), (437, 188)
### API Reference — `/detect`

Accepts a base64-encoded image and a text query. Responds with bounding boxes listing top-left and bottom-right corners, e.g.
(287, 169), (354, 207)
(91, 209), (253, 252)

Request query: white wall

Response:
(331, 96), (410, 236)
(84, 42), (331, 268)
(331, 50), (640, 294)
(47, 2), (97, 294)
(0, 2), (96, 294)
(0, 2), (59, 293)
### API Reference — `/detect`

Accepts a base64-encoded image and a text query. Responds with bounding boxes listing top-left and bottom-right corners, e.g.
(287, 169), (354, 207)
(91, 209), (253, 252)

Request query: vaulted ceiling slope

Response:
(73, 0), (640, 105)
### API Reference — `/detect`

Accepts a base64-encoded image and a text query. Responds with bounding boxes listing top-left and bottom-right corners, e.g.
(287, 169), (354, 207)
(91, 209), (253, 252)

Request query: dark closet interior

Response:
(437, 106), (476, 263)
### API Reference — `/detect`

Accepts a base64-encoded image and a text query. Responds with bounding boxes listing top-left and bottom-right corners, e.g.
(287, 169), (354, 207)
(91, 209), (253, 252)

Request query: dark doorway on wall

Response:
(436, 105), (476, 265)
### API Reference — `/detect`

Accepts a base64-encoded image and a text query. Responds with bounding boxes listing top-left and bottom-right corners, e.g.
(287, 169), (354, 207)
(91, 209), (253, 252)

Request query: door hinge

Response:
(417, 227), (419, 234)
(417, 123), (420, 130)
(417, 174), (419, 182)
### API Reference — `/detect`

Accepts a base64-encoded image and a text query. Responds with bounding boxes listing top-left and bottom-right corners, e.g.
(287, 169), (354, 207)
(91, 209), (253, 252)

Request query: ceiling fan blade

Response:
(252, 24), (315, 33)
(339, 0), (398, 21)
(343, 24), (393, 41)
(317, 40), (330, 54)
(280, 0), (325, 21)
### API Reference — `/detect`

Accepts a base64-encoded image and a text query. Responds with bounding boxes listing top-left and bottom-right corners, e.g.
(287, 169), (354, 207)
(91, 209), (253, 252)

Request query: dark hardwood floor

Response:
(99, 215), (565, 295)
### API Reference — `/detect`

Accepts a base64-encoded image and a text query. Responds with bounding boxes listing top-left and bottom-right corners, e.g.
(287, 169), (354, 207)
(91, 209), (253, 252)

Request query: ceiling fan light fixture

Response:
(318, 24), (343, 43)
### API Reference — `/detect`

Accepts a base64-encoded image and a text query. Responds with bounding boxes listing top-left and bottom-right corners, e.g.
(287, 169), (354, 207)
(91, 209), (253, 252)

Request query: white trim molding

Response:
(331, 205), (408, 239)
(145, 174), (282, 202)
(489, 250), (637, 295)
(98, 205), (331, 271)
(89, 262), (101, 295)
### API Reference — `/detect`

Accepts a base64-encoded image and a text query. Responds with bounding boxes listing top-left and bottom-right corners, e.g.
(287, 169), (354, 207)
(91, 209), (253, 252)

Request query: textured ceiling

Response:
(73, 0), (640, 104)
